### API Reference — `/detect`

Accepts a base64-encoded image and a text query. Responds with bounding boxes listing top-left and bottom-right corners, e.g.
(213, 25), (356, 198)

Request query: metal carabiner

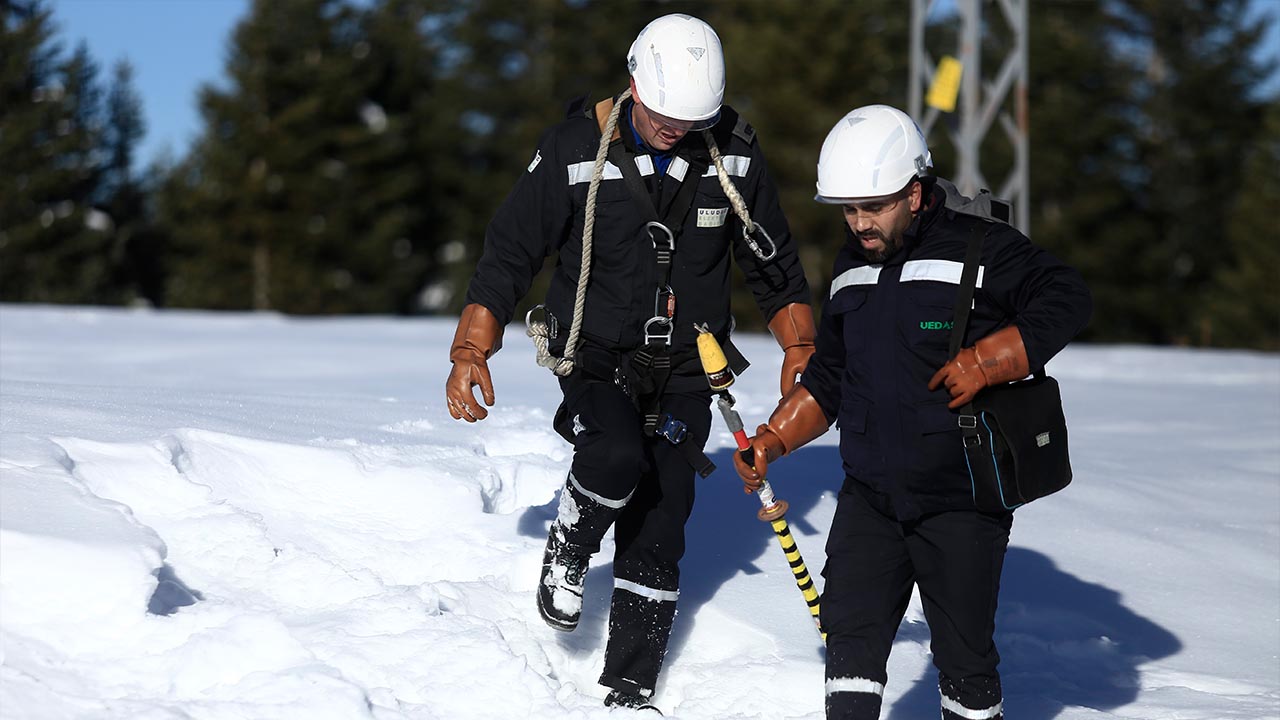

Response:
(742, 223), (777, 262)
(525, 304), (558, 339)
(646, 220), (676, 253)
(524, 304), (544, 332)
(643, 316), (673, 345)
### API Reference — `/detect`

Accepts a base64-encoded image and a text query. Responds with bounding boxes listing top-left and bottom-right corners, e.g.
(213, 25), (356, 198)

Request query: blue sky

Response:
(51, 0), (249, 168)
(49, 0), (1280, 172)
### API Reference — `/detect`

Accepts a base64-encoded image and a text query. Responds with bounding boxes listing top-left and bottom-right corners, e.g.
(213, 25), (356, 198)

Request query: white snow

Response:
(1, 304), (1277, 719)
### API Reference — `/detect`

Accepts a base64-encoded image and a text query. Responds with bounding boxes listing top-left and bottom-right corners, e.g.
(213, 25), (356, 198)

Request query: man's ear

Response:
(628, 76), (638, 99)
(909, 180), (924, 213)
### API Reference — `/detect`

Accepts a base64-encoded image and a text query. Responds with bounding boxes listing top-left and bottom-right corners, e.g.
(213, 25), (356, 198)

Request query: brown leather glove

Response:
(733, 383), (830, 493)
(445, 303), (503, 422)
(769, 302), (817, 397)
(928, 325), (1030, 409)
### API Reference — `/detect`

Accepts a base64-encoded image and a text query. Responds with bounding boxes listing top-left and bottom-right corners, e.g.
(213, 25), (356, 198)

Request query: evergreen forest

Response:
(2, 0), (1277, 348)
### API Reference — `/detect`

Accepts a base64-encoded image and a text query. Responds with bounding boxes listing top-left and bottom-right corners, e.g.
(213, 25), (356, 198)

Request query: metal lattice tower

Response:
(909, 0), (1030, 232)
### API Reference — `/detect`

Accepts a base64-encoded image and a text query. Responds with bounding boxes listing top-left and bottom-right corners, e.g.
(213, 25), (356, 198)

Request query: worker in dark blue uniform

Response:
(445, 14), (814, 713)
(734, 105), (1092, 720)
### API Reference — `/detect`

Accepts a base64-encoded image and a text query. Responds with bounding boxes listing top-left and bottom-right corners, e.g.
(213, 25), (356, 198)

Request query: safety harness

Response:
(527, 89), (774, 476)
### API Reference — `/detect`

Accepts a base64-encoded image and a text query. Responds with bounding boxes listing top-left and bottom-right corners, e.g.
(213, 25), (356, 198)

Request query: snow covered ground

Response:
(1, 304), (1277, 720)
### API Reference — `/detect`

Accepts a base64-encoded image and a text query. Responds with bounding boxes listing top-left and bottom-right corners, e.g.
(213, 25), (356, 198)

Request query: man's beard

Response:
(856, 228), (904, 264)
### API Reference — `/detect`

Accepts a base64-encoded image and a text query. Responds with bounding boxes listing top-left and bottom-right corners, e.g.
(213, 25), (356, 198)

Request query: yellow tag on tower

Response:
(926, 56), (963, 113)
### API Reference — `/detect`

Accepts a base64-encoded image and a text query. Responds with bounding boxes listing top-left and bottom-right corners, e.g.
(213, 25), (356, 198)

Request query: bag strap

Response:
(949, 222), (987, 442)
(947, 222), (987, 358)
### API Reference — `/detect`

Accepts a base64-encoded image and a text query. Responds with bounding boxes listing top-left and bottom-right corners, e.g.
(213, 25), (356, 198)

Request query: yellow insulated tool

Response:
(695, 325), (824, 640)
(696, 326), (734, 391)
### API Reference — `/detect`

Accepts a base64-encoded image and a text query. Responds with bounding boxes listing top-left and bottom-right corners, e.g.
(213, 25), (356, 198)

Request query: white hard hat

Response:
(627, 14), (725, 130)
(815, 105), (933, 203)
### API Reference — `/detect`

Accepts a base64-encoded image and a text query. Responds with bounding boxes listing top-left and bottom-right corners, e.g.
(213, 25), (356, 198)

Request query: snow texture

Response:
(1, 305), (1277, 719)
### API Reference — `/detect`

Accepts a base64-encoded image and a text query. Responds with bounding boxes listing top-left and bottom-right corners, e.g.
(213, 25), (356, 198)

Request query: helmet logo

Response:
(687, 46), (705, 60)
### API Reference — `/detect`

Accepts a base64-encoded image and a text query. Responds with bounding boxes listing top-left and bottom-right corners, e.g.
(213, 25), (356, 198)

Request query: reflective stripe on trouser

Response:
(591, 385), (711, 696)
(821, 479), (1011, 720)
(552, 472), (625, 555)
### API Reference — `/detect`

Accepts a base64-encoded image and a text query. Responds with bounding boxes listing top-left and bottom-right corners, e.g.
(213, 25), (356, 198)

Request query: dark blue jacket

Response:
(800, 177), (1092, 521)
(465, 97), (810, 383)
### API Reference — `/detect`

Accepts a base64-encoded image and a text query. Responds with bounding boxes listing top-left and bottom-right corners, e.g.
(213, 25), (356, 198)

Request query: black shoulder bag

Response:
(949, 225), (1073, 511)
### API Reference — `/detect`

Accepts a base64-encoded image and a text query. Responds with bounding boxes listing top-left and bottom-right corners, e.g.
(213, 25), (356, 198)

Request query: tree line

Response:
(2, 0), (1276, 348)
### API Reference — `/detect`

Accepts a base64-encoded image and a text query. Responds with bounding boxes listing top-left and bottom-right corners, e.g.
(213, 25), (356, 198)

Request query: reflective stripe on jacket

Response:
(800, 177), (1092, 521)
(464, 96), (810, 378)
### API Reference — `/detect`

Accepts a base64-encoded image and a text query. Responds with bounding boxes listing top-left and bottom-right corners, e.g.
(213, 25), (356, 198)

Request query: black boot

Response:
(536, 522), (590, 631)
(604, 689), (662, 714)
(536, 472), (628, 631)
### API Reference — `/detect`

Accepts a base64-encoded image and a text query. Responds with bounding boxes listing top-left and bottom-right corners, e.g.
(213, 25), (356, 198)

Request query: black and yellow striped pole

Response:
(695, 325), (824, 641)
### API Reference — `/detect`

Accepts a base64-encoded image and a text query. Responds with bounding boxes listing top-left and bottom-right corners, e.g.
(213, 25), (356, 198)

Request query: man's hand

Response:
(928, 325), (1030, 409)
(769, 303), (817, 396)
(446, 357), (495, 421)
(733, 427), (786, 493)
(780, 345), (816, 397)
(732, 384), (830, 493)
(445, 304), (503, 422)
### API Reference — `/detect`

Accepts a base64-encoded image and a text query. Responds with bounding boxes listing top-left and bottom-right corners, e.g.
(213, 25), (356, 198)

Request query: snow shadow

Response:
(517, 442), (1180, 718)
(889, 547), (1182, 719)
(677, 447), (1181, 719)
(513, 443), (837, 671)
(147, 563), (204, 616)
(674, 444), (838, 660)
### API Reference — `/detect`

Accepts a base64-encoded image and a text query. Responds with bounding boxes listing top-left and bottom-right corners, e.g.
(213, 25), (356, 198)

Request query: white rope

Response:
(527, 89), (631, 376)
(703, 129), (756, 233)
(704, 129), (775, 261)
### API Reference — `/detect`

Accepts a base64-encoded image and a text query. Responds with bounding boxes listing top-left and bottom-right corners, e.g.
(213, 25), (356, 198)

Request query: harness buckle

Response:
(643, 316), (673, 346)
(657, 413), (688, 445)
(646, 221), (676, 253)
(958, 414), (977, 430)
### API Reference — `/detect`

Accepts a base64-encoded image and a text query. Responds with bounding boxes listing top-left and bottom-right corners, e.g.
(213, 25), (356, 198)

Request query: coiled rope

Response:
(528, 89), (632, 376)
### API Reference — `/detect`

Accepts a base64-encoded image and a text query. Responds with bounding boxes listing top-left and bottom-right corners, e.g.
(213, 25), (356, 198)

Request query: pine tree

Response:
(1025, 0), (1149, 343)
(102, 59), (162, 305)
(159, 0), (458, 314)
(1115, 0), (1273, 345)
(0, 1), (116, 303)
(1202, 98), (1280, 350)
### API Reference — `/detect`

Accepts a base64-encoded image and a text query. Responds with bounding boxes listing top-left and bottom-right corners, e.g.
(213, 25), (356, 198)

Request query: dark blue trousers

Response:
(822, 479), (1011, 720)
(553, 371), (712, 697)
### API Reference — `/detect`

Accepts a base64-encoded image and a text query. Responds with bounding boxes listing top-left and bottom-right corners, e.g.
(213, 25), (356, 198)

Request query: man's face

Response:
(629, 79), (696, 151)
(841, 181), (923, 263)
